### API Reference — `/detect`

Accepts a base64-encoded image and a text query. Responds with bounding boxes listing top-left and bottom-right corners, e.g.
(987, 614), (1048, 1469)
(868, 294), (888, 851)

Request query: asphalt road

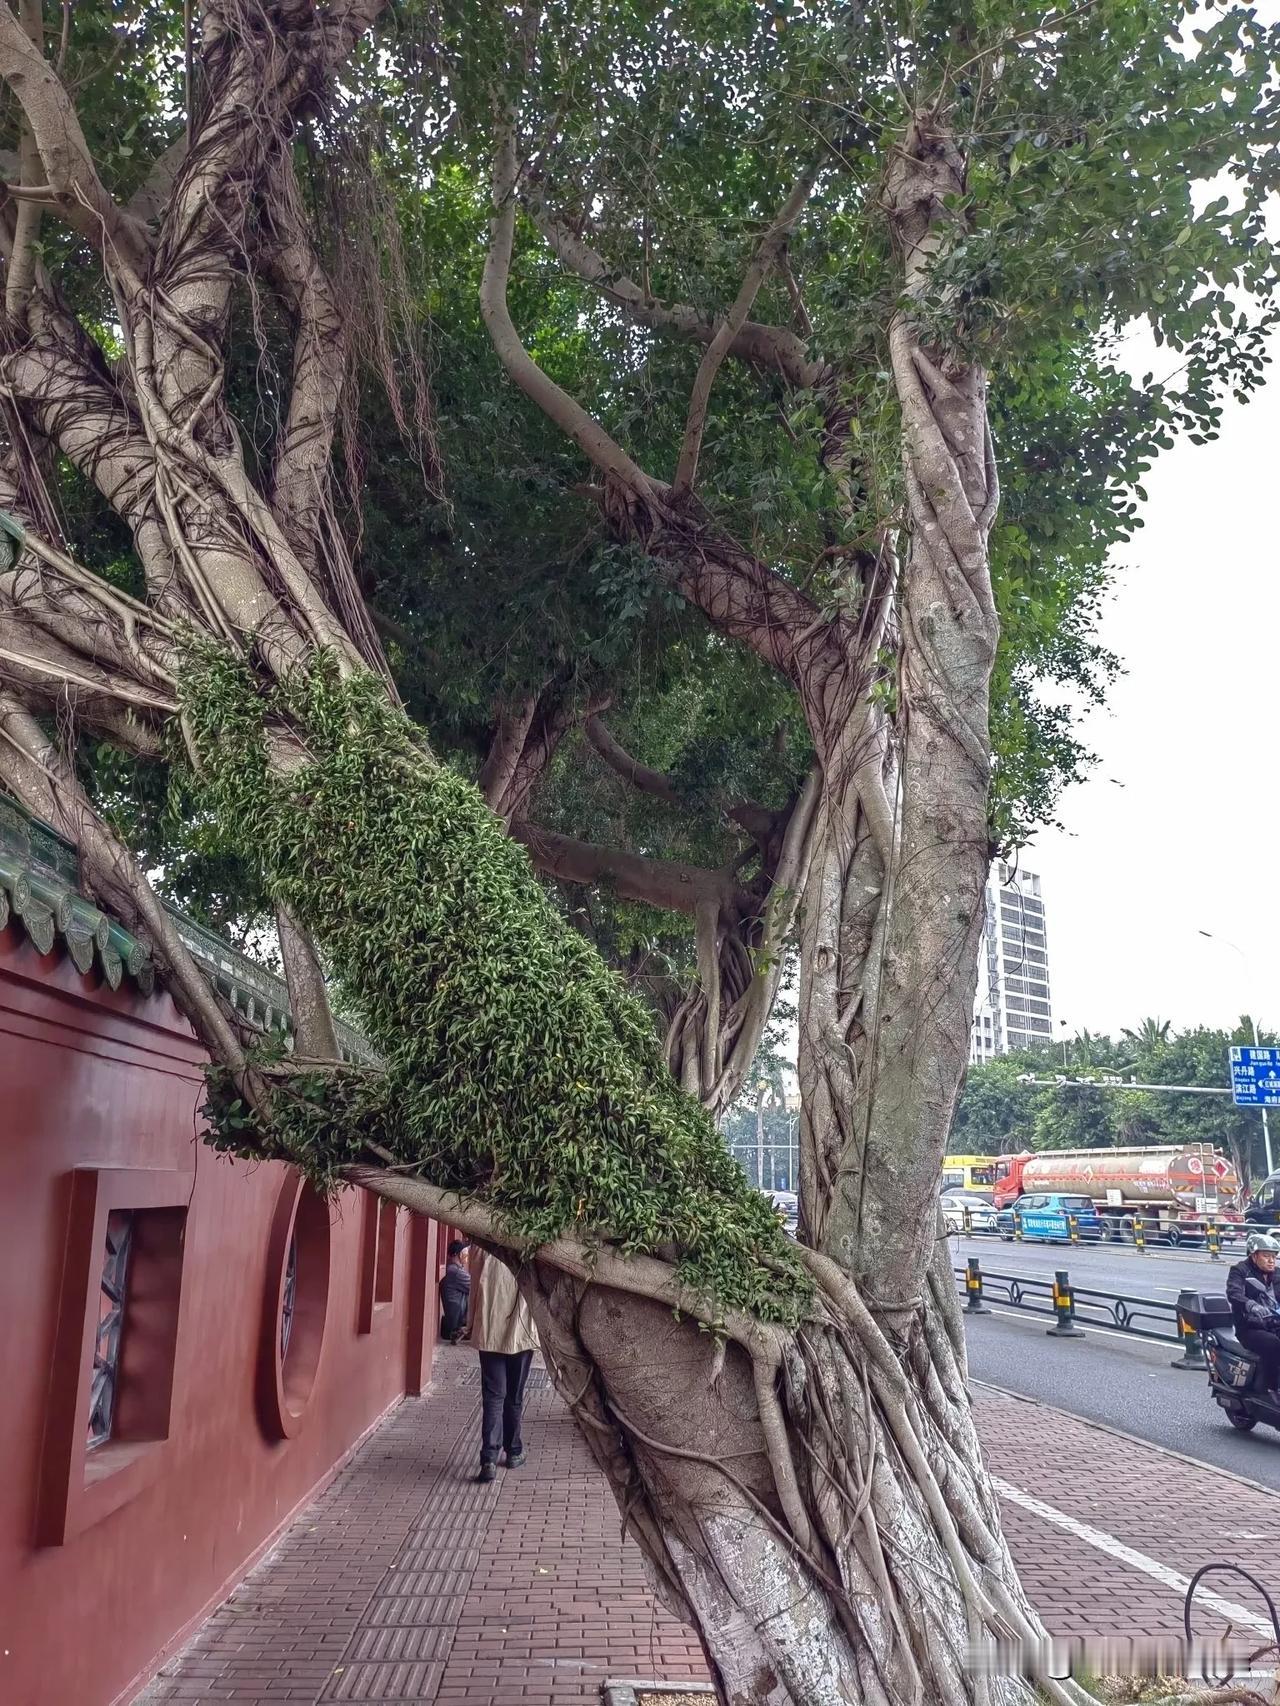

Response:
(955, 1237), (1280, 1489)
(950, 1231), (1242, 1299)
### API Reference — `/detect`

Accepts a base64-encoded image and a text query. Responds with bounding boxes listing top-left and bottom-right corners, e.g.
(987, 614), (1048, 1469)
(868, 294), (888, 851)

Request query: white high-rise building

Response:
(970, 864), (1053, 1063)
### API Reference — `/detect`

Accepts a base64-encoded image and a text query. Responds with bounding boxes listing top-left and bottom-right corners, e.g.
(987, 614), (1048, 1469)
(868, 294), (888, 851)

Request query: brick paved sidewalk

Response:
(137, 1355), (1280, 1705)
(136, 1352), (705, 1706)
(978, 1384), (1280, 1648)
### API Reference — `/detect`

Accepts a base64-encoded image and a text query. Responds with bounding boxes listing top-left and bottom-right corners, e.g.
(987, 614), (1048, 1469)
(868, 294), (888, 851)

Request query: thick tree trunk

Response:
(351, 84), (1063, 1706)
(366, 1166), (1055, 1706)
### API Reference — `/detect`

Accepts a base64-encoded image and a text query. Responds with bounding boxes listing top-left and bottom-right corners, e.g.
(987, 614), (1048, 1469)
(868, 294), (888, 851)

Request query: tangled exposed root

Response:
(356, 1163), (1084, 1706)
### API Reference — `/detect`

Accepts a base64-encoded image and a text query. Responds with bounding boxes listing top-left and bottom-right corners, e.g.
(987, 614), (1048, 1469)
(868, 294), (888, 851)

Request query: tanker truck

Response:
(991, 1143), (1242, 1245)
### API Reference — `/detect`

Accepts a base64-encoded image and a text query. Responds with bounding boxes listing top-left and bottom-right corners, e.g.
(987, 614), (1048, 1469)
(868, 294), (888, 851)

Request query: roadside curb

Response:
(972, 1377), (1280, 1501)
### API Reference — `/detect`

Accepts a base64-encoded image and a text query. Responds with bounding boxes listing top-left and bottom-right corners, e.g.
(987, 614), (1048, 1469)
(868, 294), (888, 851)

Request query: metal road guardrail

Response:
(1067, 1280), (1183, 1344)
(954, 1258), (1188, 1351)
(946, 1205), (1251, 1256)
(965, 1265), (1057, 1319)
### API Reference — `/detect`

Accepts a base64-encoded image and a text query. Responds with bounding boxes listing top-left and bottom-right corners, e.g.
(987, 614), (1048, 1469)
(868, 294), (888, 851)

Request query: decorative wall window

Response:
(87, 1210), (135, 1449)
(279, 1232), (298, 1360)
(374, 1202), (397, 1305)
(358, 1191), (398, 1331)
(259, 1174), (331, 1441)
(40, 1170), (189, 1546)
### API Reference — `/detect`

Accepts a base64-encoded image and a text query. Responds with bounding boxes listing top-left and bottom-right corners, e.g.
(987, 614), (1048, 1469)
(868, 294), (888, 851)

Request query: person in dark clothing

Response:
(439, 1241), (471, 1344)
(1227, 1231), (1280, 1391)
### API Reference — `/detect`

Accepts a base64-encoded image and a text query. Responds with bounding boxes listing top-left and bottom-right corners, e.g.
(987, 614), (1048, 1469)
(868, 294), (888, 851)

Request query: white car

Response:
(941, 1193), (996, 1234)
(764, 1190), (799, 1236)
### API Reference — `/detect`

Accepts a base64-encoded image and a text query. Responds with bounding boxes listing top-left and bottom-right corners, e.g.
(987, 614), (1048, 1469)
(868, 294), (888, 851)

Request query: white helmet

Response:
(1246, 1232), (1280, 1256)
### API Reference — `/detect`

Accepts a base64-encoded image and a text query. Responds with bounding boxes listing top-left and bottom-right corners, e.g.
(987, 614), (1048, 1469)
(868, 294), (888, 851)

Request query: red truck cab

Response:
(992, 1152), (1031, 1210)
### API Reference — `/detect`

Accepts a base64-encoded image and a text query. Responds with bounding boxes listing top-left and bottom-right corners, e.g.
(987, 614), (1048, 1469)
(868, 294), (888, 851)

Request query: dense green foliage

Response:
(436, 0), (1278, 846)
(184, 651), (808, 1322)
(31, 0), (1277, 1019)
(953, 1020), (1278, 1183)
(5, 0), (1278, 1267)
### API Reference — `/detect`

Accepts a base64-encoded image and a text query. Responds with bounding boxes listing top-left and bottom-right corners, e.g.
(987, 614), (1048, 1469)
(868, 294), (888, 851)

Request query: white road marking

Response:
(990, 1476), (1276, 1638)
(979, 1304), (1171, 1349)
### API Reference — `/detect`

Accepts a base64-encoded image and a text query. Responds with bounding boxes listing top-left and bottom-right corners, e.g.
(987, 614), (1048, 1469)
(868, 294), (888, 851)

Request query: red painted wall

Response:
(0, 924), (437, 1706)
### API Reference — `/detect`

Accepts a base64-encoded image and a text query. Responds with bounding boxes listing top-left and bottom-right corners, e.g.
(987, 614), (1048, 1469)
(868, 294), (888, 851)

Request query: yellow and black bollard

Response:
(962, 1205), (973, 1236)
(1133, 1215), (1147, 1254)
(965, 1256), (992, 1315)
(1013, 1209), (1024, 1242)
(1067, 1213), (1080, 1245)
(1047, 1269), (1086, 1338)
(1207, 1219), (1222, 1262)
(969, 1262), (996, 1310)
(1171, 1290), (1207, 1370)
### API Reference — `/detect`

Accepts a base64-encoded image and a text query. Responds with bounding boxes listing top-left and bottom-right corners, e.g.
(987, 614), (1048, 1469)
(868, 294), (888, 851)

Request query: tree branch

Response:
(512, 820), (749, 919)
(126, 135), (187, 227)
(0, 608), (173, 735)
(5, 0), (45, 320)
(343, 1162), (772, 1351)
(0, 8), (145, 269)
(127, 0), (388, 234)
(0, 300), (200, 611)
(0, 451), (180, 713)
(258, 147), (390, 682)
(526, 197), (822, 391)
(479, 692), (540, 815)
(0, 697), (249, 1073)
(316, 0), (391, 79)
(585, 715), (788, 854)
(641, 513), (839, 688)
(151, 2), (387, 357)
(481, 678), (599, 824)
(276, 902), (340, 1059)
(726, 800), (780, 844)
(583, 714), (678, 803)
(481, 125), (851, 694)
(0, 290), (308, 668)
(673, 165), (821, 495)
(263, 150), (348, 574)
(502, 691), (582, 821)
(480, 115), (656, 496)
(583, 712), (783, 865)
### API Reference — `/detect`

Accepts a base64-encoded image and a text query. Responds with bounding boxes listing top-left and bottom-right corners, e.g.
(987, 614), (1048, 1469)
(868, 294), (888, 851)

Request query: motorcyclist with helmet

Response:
(1227, 1231), (1280, 1390)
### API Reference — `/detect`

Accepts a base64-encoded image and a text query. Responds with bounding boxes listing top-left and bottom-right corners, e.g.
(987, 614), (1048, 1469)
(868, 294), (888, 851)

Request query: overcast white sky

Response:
(1028, 335), (1280, 1039)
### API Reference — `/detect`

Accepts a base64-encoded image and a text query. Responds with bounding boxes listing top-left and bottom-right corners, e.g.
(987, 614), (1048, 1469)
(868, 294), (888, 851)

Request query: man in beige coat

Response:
(466, 1249), (539, 1482)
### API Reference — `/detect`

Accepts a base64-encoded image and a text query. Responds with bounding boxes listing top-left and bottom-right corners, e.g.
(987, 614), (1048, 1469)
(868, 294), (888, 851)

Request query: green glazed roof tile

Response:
(0, 792), (374, 1063)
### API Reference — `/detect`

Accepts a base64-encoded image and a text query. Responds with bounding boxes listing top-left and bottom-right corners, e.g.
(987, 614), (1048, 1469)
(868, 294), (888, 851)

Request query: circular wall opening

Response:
(259, 1173), (331, 1440)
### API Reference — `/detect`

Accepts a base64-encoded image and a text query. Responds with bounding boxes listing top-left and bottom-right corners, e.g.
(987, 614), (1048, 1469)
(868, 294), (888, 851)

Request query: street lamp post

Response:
(1198, 929), (1273, 1175)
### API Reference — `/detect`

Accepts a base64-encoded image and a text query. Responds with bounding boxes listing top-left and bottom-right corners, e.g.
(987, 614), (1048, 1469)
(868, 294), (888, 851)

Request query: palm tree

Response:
(1121, 1017), (1173, 1053)
(1072, 1027), (1100, 1066)
(1234, 1014), (1273, 1048)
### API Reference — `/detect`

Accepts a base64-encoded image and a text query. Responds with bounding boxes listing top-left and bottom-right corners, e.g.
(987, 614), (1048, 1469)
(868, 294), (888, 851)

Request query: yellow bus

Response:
(941, 1154), (997, 1195)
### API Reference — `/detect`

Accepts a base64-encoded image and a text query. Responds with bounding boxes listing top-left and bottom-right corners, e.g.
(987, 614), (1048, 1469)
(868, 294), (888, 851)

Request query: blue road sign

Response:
(1230, 1046), (1280, 1106)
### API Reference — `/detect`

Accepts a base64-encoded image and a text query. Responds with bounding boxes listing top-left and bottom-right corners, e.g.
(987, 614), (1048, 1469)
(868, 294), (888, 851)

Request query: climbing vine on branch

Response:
(187, 648), (809, 1321)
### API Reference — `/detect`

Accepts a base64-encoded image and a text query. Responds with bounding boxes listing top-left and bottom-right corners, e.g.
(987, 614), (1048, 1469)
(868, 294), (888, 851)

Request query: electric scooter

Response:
(1181, 1291), (1280, 1435)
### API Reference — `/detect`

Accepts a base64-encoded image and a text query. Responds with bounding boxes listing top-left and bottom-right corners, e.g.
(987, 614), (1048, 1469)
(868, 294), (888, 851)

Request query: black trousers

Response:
(441, 1299), (466, 1341)
(1238, 1324), (1280, 1390)
(478, 1349), (533, 1463)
